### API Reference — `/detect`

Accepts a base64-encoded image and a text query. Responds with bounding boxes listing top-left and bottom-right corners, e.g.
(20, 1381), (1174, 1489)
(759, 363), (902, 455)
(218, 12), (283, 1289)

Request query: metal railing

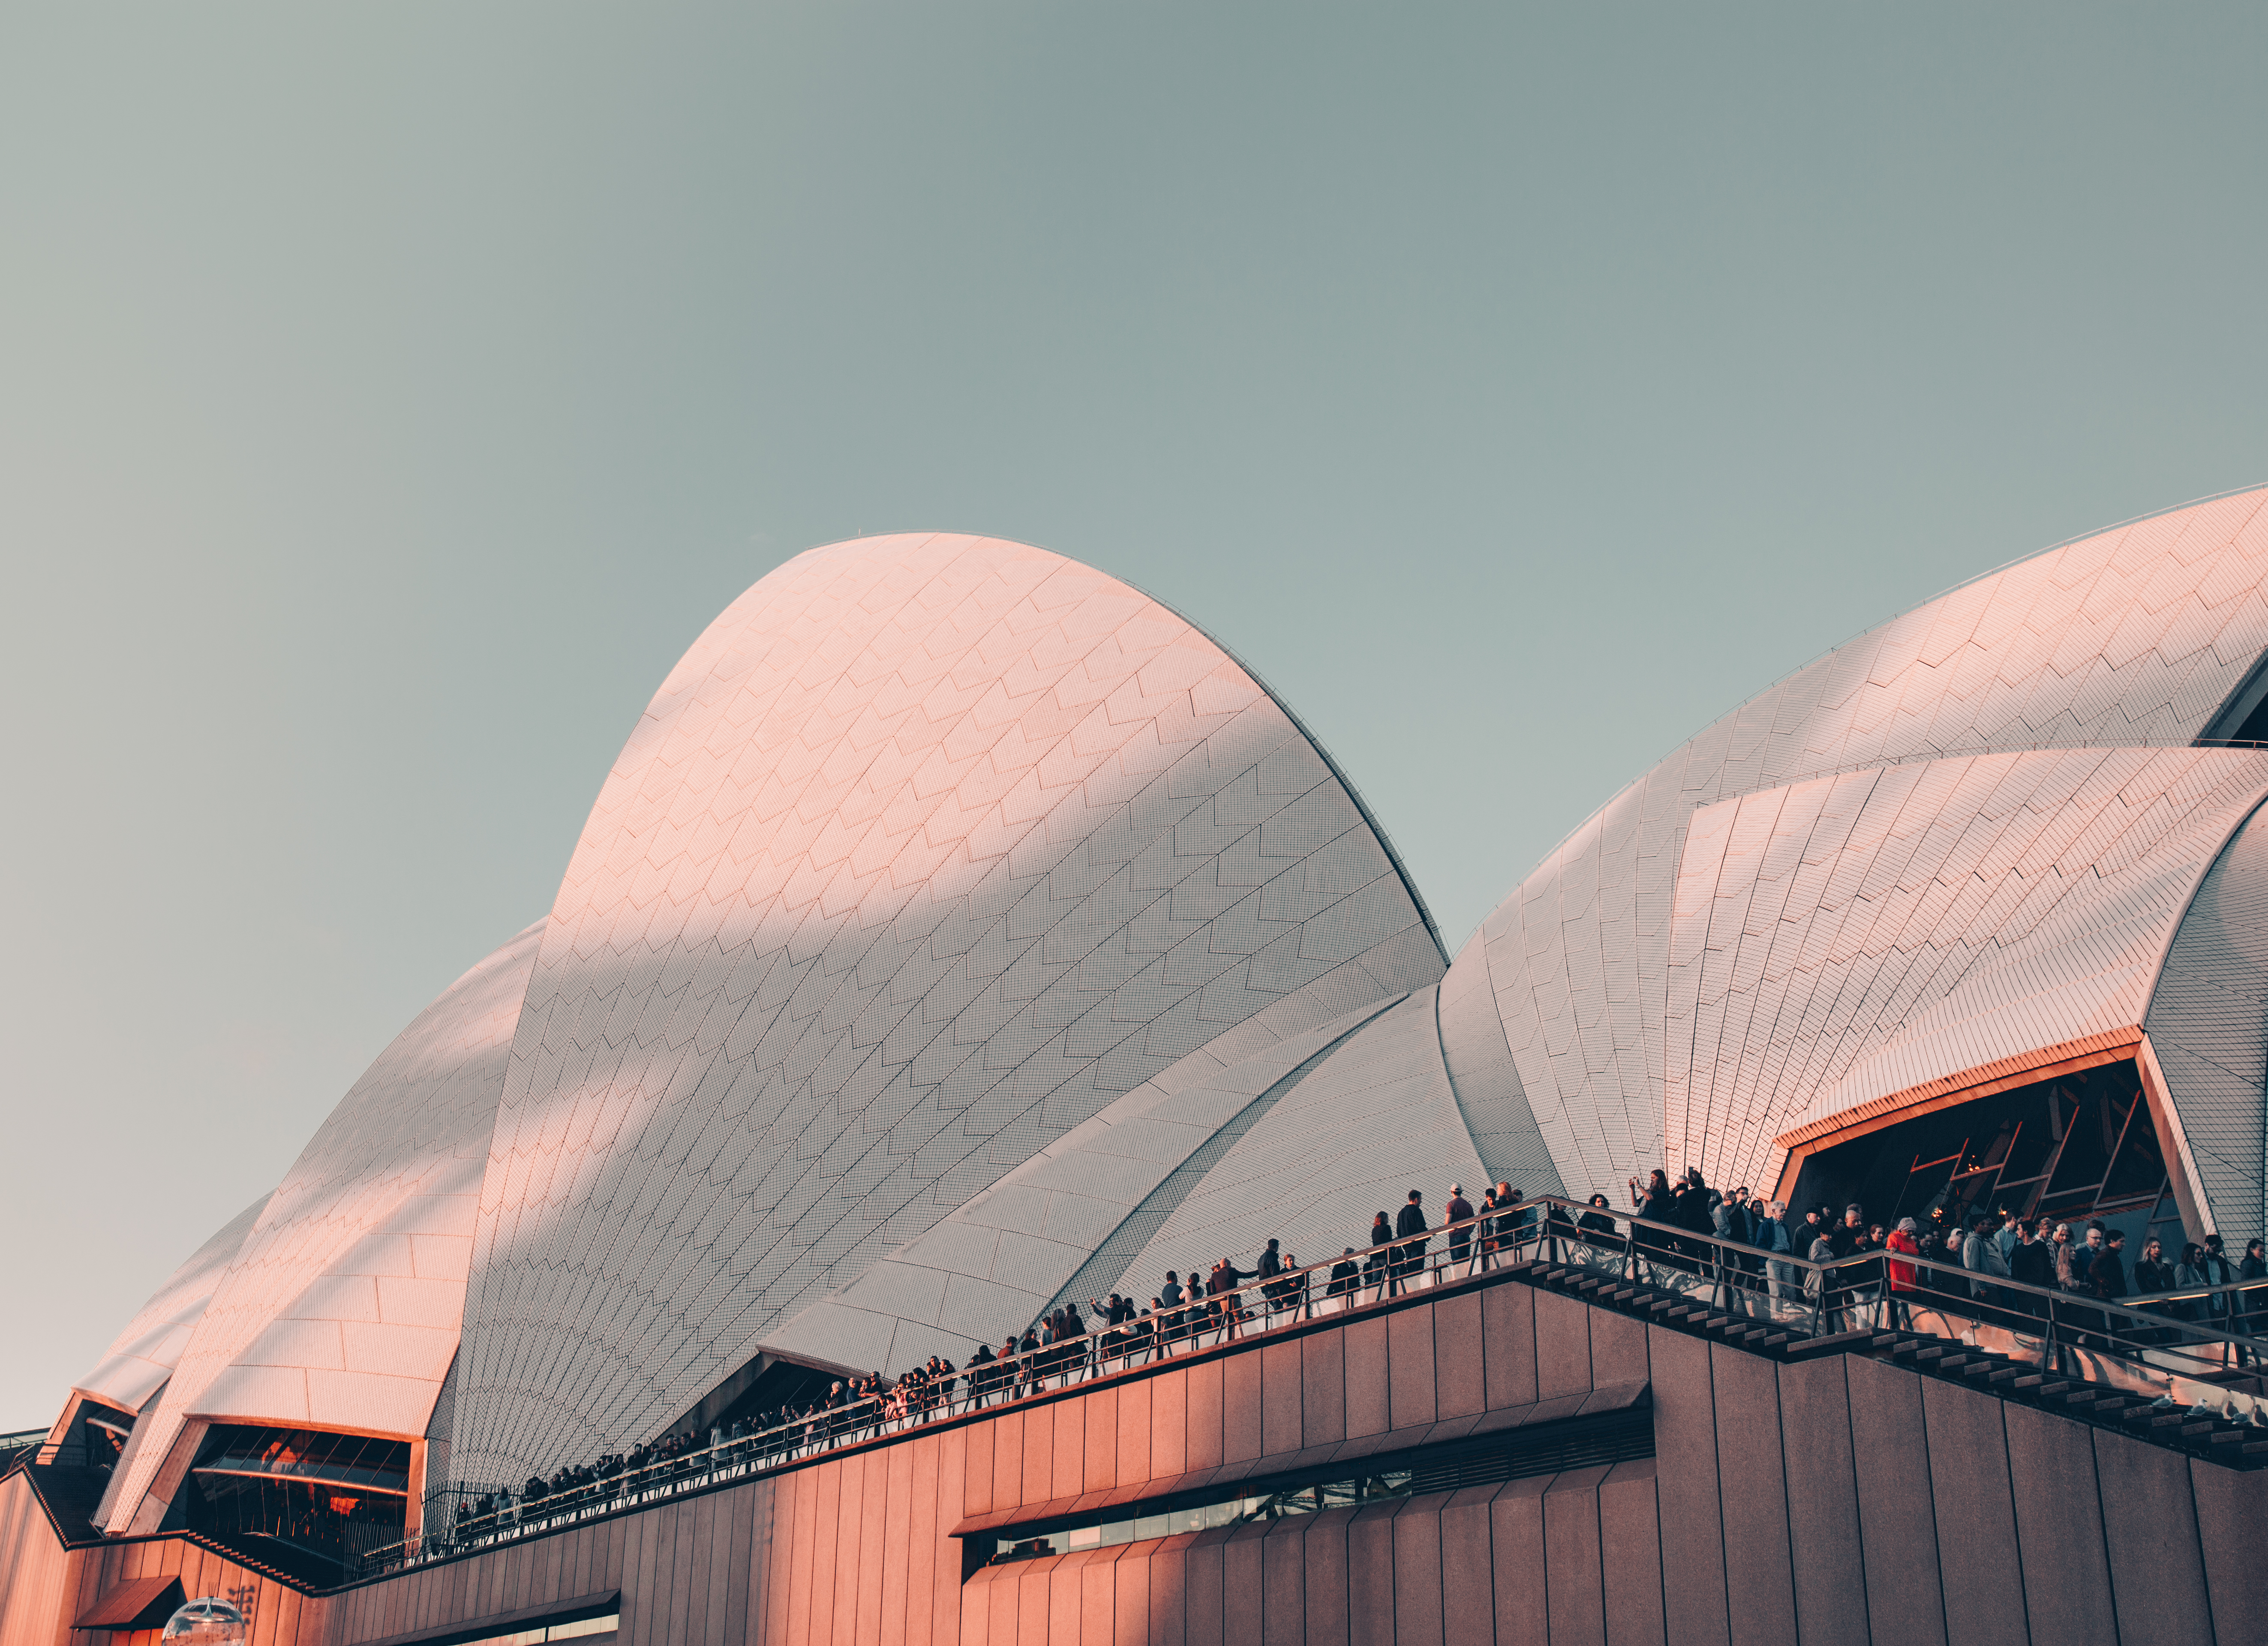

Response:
(351, 1196), (2268, 1580)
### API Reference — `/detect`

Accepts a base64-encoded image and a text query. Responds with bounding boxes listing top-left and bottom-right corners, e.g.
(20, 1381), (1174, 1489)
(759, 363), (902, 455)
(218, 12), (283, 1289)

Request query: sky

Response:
(3, 2), (2265, 1428)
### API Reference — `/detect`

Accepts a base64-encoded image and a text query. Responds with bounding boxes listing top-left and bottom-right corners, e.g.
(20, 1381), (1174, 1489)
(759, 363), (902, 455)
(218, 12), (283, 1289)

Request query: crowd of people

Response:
(417, 1167), (2268, 1568)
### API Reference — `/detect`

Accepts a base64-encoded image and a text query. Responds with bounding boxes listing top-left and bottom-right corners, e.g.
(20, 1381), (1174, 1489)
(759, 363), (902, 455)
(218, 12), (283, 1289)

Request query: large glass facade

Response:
(184, 1427), (410, 1576)
(1788, 1059), (2188, 1249)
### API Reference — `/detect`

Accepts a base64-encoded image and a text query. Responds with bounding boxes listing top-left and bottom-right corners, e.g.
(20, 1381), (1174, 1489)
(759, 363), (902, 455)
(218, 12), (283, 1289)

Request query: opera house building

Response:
(10, 490), (2268, 1645)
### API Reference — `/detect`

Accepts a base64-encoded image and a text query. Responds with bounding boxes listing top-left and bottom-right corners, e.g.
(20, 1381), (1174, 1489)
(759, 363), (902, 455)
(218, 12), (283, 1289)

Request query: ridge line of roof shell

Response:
(448, 532), (1448, 1481)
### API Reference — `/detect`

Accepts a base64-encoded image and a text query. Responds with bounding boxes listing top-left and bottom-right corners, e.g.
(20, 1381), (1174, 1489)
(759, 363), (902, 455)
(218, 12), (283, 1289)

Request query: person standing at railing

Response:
(1328, 1249), (1361, 1299)
(1883, 1218), (1924, 1328)
(2239, 1240), (2268, 1366)
(2009, 1221), (2053, 1319)
(1628, 1170), (1675, 1276)
(1256, 1239), (1286, 1311)
(1366, 1212), (1395, 1295)
(1158, 1271), (1186, 1349)
(1670, 1169), (1715, 1268)
(1803, 1230), (1837, 1324)
(1394, 1191), (1430, 1292)
(1498, 1183), (1534, 1247)
(1963, 1214), (2010, 1316)
(1445, 1186), (1475, 1271)
(2201, 1234), (2241, 1357)
(2174, 1242), (2212, 1326)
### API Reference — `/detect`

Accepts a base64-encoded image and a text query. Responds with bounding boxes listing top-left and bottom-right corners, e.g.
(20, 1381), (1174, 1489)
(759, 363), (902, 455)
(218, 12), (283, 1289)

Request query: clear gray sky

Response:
(4, 3), (2264, 1427)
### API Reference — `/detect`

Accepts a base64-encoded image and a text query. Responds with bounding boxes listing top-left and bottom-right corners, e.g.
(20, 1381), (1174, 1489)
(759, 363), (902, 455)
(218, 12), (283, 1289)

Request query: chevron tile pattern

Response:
(73, 496), (2268, 1532)
(69, 1192), (272, 1422)
(1663, 748), (2268, 1195)
(447, 535), (1443, 1482)
(2147, 800), (2268, 1245)
(105, 921), (543, 1532)
(1448, 488), (2268, 1198)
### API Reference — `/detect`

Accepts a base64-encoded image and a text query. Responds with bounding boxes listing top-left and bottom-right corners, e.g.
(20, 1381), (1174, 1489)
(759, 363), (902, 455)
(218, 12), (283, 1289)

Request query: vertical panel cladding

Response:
(677, 1503), (711, 1646)
(1917, 1379), (2027, 1643)
(1221, 1523), (1267, 1644)
(1112, 1545), (1150, 1646)
(986, 1559), (1019, 1646)
(1389, 1493), (1451, 1646)
(1017, 1555), (1055, 1646)
(1345, 1501), (1399, 1646)
(1586, 1305), (1647, 1384)
(1301, 1331), (1347, 1448)
(1221, 1350), (1264, 1467)
(1773, 1357), (1867, 1646)
(1050, 1399), (1084, 1502)
(1533, 1290), (1593, 1402)
(1084, 1387), (1118, 1494)
(1343, 1318), (1390, 1438)
(1387, 1305), (1438, 1432)
(931, 1429), (965, 1646)
(990, 1412), (1024, 1518)
(1431, 1293), (1485, 1420)
(882, 1442), (916, 1646)
(1481, 1282), (1539, 1412)
(1543, 1466), (1611, 1646)
(1706, 1346), (1794, 1646)
(858, 1451), (892, 1646)
(1597, 1460), (1667, 1646)
(1183, 1527), (1229, 1646)
(1843, 1355), (1947, 1646)
(964, 1416), (995, 1519)
(1047, 1551), (1082, 1645)
(1260, 1340), (1303, 1460)
(1021, 1405), (1055, 1509)
(1260, 1515), (1306, 1646)
(764, 1472), (799, 1646)
(1148, 1533), (1196, 1646)
(1186, 1361), (1225, 1472)
(1299, 1508), (1355, 1646)
(1436, 1483), (1497, 1637)
(1151, 1369), (1189, 1483)
(955, 1567), (994, 1646)
(2190, 1460), (2268, 1646)
(1080, 1546), (1120, 1644)
(1115, 1379), (1151, 1492)
(1489, 1476), (1550, 1646)
(1645, 1327), (1729, 1646)
(2093, 1430), (2214, 1646)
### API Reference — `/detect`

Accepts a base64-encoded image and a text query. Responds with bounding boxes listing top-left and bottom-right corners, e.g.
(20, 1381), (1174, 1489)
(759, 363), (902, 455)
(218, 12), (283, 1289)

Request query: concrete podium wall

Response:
(9, 1267), (2267, 1645)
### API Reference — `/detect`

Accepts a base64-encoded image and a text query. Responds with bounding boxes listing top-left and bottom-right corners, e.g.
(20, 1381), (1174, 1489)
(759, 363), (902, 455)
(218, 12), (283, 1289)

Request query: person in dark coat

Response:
(1256, 1238), (1288, 1311)
(966, 1341), (998, 1408)
(1328, 1248), (1362, 1299)
(1628, 1168), (1675, 1271)
(1445, 1185), (1476, 1269)
(1668, 1168), (1715, 1271)
(1394, 1190), (1430, 1290)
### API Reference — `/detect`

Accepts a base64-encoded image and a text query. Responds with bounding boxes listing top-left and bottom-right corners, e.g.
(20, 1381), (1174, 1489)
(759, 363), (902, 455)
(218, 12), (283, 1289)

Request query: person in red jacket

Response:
(1885, 1217), (1924, 1329)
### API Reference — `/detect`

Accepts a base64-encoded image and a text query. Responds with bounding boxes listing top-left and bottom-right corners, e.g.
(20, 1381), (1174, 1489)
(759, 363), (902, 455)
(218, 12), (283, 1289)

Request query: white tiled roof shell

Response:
(106, 921), (543, 1534)
(765, 992), (1408, 1373)
(68, 1191), (271, 1420)
(1114, 986), (1489, 1288)
(1664, 747), (2268, 1196)
(1443, 487), (2268, 1199)
(448, 535), (1444, 1483)
(2145, 801), (2268, 1245)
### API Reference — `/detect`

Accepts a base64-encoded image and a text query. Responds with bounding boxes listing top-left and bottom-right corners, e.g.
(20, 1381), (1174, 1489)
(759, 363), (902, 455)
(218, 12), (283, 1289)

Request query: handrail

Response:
(349, 1194), (2268, 1580)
